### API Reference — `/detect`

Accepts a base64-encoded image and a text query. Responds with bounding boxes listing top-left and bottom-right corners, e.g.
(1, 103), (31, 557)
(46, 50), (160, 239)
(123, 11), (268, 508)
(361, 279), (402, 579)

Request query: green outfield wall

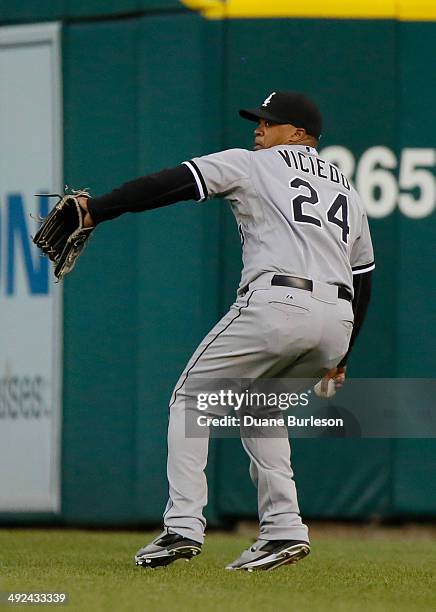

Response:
(1, 1), (435, 524)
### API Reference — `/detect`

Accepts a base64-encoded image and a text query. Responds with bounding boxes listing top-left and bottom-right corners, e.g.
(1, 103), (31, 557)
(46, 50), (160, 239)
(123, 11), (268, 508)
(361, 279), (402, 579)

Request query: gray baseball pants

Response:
(163, 273), (354, 544)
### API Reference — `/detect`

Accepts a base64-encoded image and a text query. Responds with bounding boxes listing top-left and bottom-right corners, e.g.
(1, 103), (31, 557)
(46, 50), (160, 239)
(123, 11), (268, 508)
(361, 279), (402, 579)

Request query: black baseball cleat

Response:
(226, 539), (310, 572)
(134, 530), (202, 569)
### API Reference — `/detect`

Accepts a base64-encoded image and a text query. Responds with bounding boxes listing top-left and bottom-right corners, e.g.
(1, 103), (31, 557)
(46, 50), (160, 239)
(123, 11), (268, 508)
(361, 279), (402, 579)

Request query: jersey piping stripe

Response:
(183, 161), (208, 201)
(169, 290), (256, 410)
(352, 262), (375, 275)
(188, 160), (208, 200)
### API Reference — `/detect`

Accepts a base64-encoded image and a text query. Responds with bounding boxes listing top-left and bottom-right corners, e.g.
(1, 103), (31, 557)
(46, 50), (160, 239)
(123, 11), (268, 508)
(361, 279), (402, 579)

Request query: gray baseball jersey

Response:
(184, 145), (374, 294)
(162, 145), (374, 547)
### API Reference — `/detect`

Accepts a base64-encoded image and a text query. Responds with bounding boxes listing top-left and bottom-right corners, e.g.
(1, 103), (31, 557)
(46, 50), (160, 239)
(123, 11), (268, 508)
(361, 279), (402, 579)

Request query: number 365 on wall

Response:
(320, 146), (436, 219)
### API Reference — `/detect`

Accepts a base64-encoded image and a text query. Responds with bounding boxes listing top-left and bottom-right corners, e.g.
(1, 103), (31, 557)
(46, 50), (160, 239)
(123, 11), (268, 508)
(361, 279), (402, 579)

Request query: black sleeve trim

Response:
(87, 164), (198, 225)
(352, 261), (375, 274)
(338, 270), (373, 367)
(183, 160), (208, 201)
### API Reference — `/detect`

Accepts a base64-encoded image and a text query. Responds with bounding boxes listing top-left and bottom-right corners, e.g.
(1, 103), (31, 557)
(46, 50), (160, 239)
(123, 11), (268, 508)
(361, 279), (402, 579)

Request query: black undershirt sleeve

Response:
(338, 270), (373, 367)
(87, 164), (200, 225)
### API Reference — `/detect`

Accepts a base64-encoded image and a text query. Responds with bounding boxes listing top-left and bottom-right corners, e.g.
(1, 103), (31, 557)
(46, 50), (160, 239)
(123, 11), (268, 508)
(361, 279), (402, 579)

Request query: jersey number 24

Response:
(289, 177), (350, 244)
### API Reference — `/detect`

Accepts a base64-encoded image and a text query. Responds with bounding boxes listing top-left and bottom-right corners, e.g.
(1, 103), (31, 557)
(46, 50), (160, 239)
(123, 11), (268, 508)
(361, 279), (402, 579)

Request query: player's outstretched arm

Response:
(79, 165), (201, 226)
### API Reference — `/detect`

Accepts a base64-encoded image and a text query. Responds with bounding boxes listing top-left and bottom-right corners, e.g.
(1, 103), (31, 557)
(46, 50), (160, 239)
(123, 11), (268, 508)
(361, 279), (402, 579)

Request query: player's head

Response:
(239, 91), (322, 151)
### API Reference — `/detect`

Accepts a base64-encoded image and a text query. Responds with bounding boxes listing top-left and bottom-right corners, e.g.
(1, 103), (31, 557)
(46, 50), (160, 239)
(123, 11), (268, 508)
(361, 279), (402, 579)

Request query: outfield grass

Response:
(0, 529), (434, 611)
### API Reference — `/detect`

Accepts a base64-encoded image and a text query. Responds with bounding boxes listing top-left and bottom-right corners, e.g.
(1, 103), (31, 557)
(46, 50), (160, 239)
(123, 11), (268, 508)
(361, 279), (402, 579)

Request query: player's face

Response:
(253, 119), (304, 150)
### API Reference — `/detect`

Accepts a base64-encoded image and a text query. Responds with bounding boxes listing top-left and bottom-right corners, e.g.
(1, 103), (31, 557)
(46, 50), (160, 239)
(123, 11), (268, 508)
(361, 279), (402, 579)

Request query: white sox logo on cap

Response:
(262, 92), (276, 107)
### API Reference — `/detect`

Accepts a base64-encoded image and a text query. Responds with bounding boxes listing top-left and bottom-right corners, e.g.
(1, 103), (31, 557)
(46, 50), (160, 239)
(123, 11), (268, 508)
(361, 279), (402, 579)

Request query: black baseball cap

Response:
(239, 91), (322, 139)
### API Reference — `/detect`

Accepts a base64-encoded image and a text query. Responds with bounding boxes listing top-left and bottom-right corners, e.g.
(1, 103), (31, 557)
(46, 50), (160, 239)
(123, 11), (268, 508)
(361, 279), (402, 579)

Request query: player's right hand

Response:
(324, 365), (347, 390)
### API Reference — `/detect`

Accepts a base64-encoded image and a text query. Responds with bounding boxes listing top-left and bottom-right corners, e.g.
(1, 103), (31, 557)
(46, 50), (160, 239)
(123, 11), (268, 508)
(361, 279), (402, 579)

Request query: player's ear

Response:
(293, 127), (307, 142)
(285, 124), (305, 143)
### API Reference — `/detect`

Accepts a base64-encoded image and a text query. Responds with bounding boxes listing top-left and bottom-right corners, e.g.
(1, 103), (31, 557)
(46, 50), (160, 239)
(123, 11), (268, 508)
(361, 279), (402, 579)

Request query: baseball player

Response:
(77, 91), (374, 571)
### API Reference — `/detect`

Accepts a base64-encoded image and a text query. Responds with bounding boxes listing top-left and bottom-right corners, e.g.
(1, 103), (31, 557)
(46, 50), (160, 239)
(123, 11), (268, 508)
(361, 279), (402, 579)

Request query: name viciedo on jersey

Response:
(184, 146), (374, 294)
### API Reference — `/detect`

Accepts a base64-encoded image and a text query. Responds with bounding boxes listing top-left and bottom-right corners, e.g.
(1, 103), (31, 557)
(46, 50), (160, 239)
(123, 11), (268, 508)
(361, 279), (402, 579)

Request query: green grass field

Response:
(0, 528), (434, 611)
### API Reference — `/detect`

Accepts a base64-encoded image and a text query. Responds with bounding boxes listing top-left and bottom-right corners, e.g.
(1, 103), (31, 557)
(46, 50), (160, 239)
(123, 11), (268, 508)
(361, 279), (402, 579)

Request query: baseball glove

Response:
(33, 190), (94, 280)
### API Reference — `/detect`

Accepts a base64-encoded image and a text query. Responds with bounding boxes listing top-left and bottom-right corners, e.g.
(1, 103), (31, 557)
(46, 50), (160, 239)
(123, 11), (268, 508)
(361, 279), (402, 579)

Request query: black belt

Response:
(271, 275), (352, 302)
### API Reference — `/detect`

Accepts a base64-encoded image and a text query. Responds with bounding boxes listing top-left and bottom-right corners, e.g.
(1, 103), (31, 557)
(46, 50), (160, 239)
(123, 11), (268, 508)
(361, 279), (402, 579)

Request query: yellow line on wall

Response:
(180, 0), (436, 21)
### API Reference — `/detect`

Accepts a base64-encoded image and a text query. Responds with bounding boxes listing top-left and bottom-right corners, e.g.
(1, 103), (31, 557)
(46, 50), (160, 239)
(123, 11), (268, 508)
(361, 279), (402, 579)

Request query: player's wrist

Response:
(77, 196), (95, 227)
(77, 195), (89, 211)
